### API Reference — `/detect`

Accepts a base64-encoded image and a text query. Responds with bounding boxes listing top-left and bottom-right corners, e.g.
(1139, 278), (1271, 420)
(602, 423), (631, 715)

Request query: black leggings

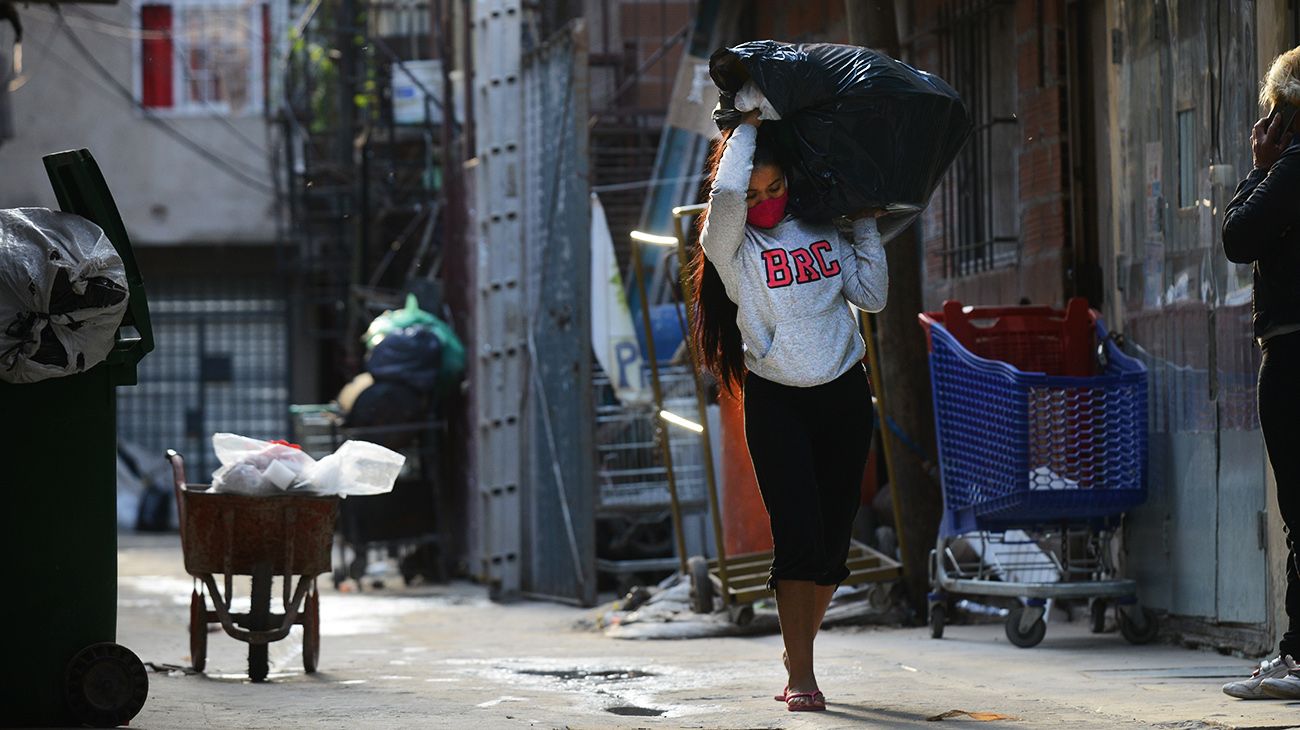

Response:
(744, 365), (873, 590)
(1261, 331), (1300, 658)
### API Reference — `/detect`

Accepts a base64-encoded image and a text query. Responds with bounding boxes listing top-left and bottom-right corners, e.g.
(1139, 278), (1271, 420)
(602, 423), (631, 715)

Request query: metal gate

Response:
(116, 274), (290, 482)
(470, 4), (596, 605)
(521, 21), (596, 605)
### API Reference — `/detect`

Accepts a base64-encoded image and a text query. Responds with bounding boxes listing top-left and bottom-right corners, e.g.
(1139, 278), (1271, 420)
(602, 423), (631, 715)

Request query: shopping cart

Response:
(918, 298), (1156, 648)
(167, 450), (338, 680)
(289, 404), (444, 589)
(595, 366), (709, 514)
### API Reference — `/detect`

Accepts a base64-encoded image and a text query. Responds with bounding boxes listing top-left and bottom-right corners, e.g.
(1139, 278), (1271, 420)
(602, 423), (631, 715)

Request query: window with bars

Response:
(116, 272), (291, 481)
(139, 0), (271, 115)
(936, 0), (1020, 278)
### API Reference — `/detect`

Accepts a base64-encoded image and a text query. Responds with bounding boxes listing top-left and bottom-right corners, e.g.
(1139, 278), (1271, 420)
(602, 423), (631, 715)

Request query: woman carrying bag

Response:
(691, 109), (886, 712)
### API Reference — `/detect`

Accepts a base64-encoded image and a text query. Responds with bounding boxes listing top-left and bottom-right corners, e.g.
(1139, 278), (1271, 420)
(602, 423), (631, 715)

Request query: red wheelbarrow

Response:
(167, 450), (339, 681)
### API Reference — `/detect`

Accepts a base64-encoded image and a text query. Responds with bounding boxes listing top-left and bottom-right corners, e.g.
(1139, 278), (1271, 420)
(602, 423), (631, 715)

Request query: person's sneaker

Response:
(1223, 655), (1298, 699)
(1261, 669), (1300, 699)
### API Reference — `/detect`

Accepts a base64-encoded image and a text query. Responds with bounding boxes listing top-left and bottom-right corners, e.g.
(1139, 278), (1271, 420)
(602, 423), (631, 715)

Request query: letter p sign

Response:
(615, 340), (640, 390)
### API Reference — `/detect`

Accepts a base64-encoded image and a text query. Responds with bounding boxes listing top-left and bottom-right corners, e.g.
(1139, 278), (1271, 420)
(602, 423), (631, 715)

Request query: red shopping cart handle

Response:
(918, 297), (1096, 377)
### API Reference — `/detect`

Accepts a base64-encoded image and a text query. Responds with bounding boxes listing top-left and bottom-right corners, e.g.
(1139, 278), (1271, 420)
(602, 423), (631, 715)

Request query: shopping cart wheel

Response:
(930, 604), (946, 639)
(64, 642), (149, 728)
(190, 589), (208, 672)
(1005, 606), (1047, 648)
(1089, 599), (1107, 634)
(303, 584), (321, 674)
(1118, 606), (1159, 645)
(688, 556), (715, 614)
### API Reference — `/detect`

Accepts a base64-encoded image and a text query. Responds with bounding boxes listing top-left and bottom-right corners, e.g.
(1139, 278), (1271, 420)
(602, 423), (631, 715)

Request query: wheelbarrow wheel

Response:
(190, 590), (208, 672)
(64, 642), (149, 728)
(688, 556), (714, 614)
(248, 644), (269, 683)
(248, 565), (271, 682)
(303, 582), (321, 674)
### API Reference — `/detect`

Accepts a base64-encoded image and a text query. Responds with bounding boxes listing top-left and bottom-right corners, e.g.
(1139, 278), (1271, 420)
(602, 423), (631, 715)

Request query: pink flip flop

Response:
(785, 691), (827, 712)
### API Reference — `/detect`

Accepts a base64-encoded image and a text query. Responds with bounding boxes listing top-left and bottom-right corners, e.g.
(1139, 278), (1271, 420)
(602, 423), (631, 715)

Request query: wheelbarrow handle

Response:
(166, 449), (186, 491)
(166, 449), (188, 554)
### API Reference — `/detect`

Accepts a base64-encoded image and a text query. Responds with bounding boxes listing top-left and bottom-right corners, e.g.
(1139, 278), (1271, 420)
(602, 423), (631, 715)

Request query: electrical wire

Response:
(55, 6), (274, 195)
(40, 10), (171, 40)
(35, 1), (266, 42)
(53, 4), (270, 156)
(590, 173), (703, 194)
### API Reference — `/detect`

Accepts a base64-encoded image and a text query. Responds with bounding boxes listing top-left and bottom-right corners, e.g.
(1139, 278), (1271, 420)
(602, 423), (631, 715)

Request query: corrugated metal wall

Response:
(1113, 0), (1269, 643)
(469, 2), (595, 605)
(521, 22), (596, 605)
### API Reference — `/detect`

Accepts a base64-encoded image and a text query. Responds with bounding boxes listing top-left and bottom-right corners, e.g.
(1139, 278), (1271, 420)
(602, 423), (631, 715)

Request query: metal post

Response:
(630, 237), (688, 577)
(671, 204), (730, 603)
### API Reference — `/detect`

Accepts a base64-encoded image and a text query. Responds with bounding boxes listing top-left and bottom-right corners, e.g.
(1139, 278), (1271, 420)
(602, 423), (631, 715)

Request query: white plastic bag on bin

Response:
(296, 440), (405, 497)
(211, 433), (316, 496)
(0, 208), (129, 383)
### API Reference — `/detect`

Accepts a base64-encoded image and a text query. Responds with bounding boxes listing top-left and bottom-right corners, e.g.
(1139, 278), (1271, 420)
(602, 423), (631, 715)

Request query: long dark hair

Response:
(690, 128), (784, 392)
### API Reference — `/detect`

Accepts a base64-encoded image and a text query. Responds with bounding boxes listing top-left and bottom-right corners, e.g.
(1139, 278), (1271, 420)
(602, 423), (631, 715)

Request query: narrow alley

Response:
(119, 533), (1300, 729)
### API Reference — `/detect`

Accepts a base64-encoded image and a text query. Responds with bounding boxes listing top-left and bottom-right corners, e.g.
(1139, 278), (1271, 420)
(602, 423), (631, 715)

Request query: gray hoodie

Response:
(699, 123), (889, 388)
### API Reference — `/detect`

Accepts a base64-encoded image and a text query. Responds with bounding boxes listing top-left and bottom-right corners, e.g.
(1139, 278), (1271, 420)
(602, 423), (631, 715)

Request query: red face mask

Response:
(746, 192), (788, 229)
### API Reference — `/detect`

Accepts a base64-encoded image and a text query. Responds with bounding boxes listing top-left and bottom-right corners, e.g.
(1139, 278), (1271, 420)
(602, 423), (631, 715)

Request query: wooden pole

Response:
(845, 0), (945, 617)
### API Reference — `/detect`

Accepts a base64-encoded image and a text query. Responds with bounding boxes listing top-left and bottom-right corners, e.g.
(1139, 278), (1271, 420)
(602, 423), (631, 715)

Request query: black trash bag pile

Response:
(367, 325), (442, 394)
(343, 324), (444, 451)
(710, 41), (973, 241)
(344, 377), (426, 451)
(0, 208), (129, 383)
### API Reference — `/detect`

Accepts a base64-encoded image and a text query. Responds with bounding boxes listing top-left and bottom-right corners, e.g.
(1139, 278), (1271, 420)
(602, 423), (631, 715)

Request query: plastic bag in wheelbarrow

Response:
(210, 432), (405, 498)
(0, 208), (129, 383)
(709, 41), (973, 241)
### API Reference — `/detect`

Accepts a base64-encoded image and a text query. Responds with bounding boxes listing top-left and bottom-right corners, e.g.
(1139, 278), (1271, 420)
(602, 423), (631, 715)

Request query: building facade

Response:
(0, 1), (302, 479)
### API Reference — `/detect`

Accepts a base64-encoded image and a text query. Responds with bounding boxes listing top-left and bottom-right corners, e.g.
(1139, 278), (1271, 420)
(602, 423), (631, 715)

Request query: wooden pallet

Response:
(707, 540), (902, 606)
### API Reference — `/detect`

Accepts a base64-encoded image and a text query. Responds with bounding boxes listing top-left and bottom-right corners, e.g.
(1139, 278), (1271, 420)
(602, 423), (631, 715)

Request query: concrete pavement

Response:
(115, 534), (1300, 729)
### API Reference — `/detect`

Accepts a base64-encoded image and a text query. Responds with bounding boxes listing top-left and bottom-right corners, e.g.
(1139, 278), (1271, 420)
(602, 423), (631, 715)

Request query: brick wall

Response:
(750, 0), (848, 43)
(913, 0), (1072, 310)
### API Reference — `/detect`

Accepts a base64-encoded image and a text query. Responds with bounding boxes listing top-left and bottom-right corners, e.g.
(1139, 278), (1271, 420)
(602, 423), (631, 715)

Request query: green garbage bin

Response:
(1, 150), (154, 727)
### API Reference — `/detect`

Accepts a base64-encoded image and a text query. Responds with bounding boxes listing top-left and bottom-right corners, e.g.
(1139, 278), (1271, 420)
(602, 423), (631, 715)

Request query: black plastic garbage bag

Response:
(0, 208), (129, 383)
(710, 41), (973, 240)
(365, 325), (442, 394)
(344, 378), (427, 451)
